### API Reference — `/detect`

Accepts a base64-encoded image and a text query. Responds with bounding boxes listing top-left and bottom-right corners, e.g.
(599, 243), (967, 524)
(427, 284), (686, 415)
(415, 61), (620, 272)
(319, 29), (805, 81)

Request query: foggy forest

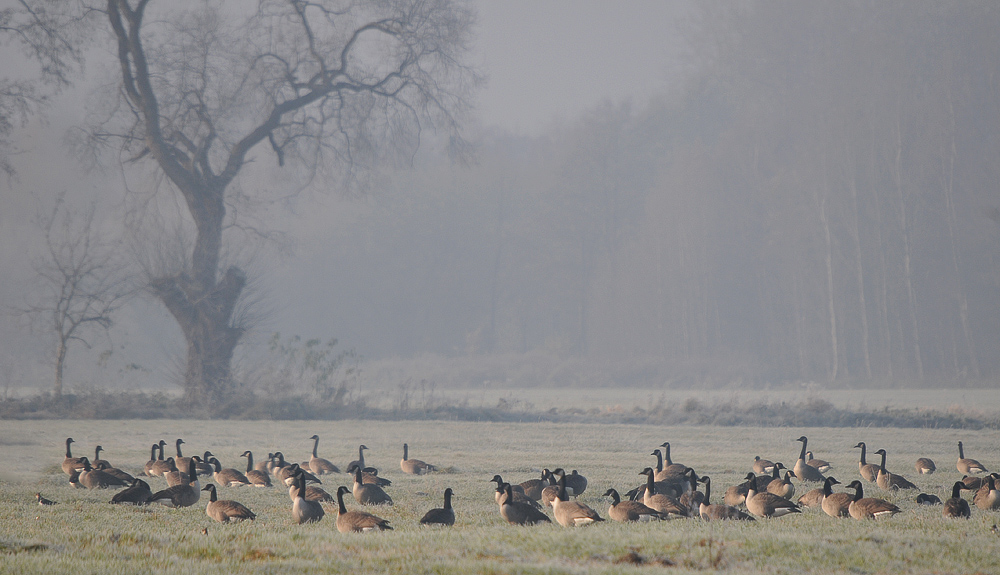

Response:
(1, 0), (999, 407)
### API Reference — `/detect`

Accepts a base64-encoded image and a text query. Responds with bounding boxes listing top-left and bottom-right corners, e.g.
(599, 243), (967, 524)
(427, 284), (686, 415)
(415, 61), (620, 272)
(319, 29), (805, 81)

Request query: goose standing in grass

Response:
(111, 478), (153, 505)
(943, 481), (971, 518)
(35, 493), (56, 506)
(196, 452), (215, 476)
(957, 441), (989, 474)
(165, 456), (203, 487)
(753, 456), (776, 474)
(820, 477), (852, 518)
(173, 439), (192, 474)
(603, 488), (665, 522)
(150, 459), (201, 508)
(308, 435), (340, 475)
(499, 484), (551, 525)
(61, 438), (86, 475)
(845, 480), (900, 519)
(679, 469), (706, 513)
(743, 472), (801, 518)
(914, 457), (936, 475)
(974, 476), (1000, 510)
(209, 457), (251, 487)
(657, 442), (688, 479)
(420, 488), (455, 526)
(640, 468), (690, 518)
(490, 475), (526, 502)
(149, 442), (174, 477)
(202, 484), (255, 523)
(353, 467), (393, 505)
(853, 442), (879, 483)
(873, 449), (917, 490)
(805, 451), (832, 473)
(551, 473), (603, 527)
(241, 451), (272, 487)
(347, 445), (369, 474)
(92, 445), (112, 470)
(79, 458), (130, 489)
(493, 479), (542, 509)
(288, 479), (334, 503)
(793, 437), (826, 482)
(336, 486), (392, 532)
(290, 473), (324, 524)
(400, 443), (437, 475)
(698, 477), (755, 521)
(142, 444), (160, 477)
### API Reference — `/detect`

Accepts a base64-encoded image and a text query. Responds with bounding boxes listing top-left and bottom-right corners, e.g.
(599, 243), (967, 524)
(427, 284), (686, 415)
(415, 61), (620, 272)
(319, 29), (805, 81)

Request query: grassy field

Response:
(1, 419), (999, 574)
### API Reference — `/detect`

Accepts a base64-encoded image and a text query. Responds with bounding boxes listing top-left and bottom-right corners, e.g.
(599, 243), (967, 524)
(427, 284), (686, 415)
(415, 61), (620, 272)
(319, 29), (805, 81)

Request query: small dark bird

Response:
(35, 493), (56, 506)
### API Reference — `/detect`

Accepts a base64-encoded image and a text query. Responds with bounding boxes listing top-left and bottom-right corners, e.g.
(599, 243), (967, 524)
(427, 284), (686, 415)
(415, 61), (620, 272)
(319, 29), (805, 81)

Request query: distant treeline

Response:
(319, 1), (1000, 386)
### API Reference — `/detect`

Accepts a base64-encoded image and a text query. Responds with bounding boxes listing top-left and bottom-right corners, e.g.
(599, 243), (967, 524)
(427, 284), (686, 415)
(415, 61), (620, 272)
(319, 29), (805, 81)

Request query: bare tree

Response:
(15, 0), (480, 404)
(19, 196), (132, 398)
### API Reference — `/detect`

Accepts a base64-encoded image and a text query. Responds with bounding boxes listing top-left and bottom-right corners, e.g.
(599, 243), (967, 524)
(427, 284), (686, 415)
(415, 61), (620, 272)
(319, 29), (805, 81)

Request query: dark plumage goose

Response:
(308, 435), (340, 475)
(916, 493), (941, 505)
(420, 488), (455, 526)
(94, 461), (135, 484)
(195, 452), (215, 476)
(873, 449), (917, 490)
(957, 441), (988, 474)
(551, 473), (603, 527)
(336, 486), (392, 532)
(557, 469), (587, 497)
(165, 456), (200, 487)
(604, 488), (665, 522)
(241, 451), (272, 487)
(744, 473), (801, 518)
(353, 467), (392, 506)
(35, 493), (56, 506)
(753, 456), (776, 475)
(150, 459), (201, 508)
(499, 484), (551, 525)
(209, 457), (251, 487)
(290, 472), (324, 524)
(400, 443), (437, 475)
(974, 475), (1000, 510)
(287, 479), (334, 503)
(61, 438), (86, 475)
(111, 478), (152, 505)
(203, 484), (255, 523)
(697, 477), (754, 521)
(853, 442), (879, 483)
(914, 457), (936, 475)
(78, 458), (130, 489)
(793, 437), (826, 482)
(943, 481), (971, 518)
(820, 477), (852, 518)
(846, 480), (900, 519)
(640, 468), (690, 518)
(276, 461), (321, 486)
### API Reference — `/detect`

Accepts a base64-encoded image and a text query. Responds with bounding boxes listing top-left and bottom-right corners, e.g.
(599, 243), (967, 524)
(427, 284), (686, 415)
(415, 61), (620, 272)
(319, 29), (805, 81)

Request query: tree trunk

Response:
(54, 339), (67, 398)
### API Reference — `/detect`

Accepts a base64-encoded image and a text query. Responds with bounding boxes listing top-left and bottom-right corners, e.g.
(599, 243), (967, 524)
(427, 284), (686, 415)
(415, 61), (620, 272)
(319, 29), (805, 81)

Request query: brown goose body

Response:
(753, 456), (776, 475)
(61, 438), (87, 475)
(656, 443), (688, 479)
(796, 486), (825, 508)
(805, 451), (832, 473)
(210, 457), (251, 487)
(353, 468), (393, 506)
(603, 488), (665, 522)
(420, 488), (455, 526)
(494, 480), (542, 510)
(767, 470), (796, 499)
(241, 451), (272, 487)
(290, 473), (324, 524)
(724, 479), (751, 507)
(793, 437), (826, 482)
(819, 477), (852, 518)
(914, 457), (936, 475)
(873, 449), (917, 490)
(957, 441), (988, 474)
(555, 468), (588, 496)
(92, 445), (112, 470)
(94, 462), (135, 484)
(519, 470), (552, 501)
(744, 473), (801, 518)
(400, 443), (437, 475)
(854, 442), (879, 483)
(307, 435), (340, 475)
(203, 484), (255, 523)
(846, 480), (900, 519)
(640, 468), (690, 518)
(142, 444), (161, 477)
(944, 481), (971, 518)
(698, 477), (755, 521)
(173, 439), (193, 476)
(150, 459), (201, 508)
(551, 474), (603, 527)
(164, 457), (196, 487)
(974, 476), (1000, 510)
(499, 484), (551, 525)
(78, 459), (130, 489)
(111, 478), (153, 505)
(336, 486), (392, 532)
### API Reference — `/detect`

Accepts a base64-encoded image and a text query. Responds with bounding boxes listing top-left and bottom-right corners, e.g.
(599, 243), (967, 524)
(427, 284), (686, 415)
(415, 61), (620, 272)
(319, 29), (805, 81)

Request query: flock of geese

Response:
(42, 434), (1000, 531)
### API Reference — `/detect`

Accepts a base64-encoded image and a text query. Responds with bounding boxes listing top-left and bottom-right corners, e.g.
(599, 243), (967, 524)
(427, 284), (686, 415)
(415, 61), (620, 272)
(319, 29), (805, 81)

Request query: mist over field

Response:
(1, 1), (999, 404)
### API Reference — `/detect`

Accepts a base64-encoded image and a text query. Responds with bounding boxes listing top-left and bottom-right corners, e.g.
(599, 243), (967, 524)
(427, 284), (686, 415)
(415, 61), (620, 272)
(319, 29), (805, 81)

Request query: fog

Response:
(2, 1), (999, 396)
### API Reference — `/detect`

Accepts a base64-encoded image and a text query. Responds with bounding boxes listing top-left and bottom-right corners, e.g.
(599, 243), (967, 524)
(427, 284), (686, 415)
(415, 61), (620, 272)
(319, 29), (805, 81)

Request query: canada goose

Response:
(347, 445), (369, 474)
(209, 457), (251, 487)
(974, 476), (1000, 510)
(165, 456), (200, 487)
(142, 444), (160, 476)
(35, 493), (56, 506)
(500, 484), (551, 525)
(353, 467), (392, 506)
(767, 470), (796, 499)
(793, 437), (826, 482)
(915, 493), (941, 505)
(290, 472), (324, 524)
(94, 461), (135, 483)
(548, 469), (578, 498)
(679, 469), (706, 513)
(307, 435), (340, 475)
(78, 458), (130, 489)
(562, 469), (588, 496)
(334, 486), (391, 532)
(845, 480), (900, 519)
(754, 464), (785, 492)
(266, 452), (282, 474)
(240, 451), (272, 487)
(195, 452), (215, 476)
(490, 475), (526, 501)
(149, 459), (201, 508)
(350, 467), (391, 487)
(820, 477), (852, 518)
(957, 441), (989, 474)
(493, 478), (542, 509)
(277, 461), (321, 486)
(61, 438), (87, 475)
(519, 470), (553, 500)
(796, 485), (825, 508)
(943, 482), (971, 518)
(658, 443), (688, 478)
(743, 472), (801, 518)
(551, 473), (603, 527)
(805, 451), (832, 473)
(257, 453), (272, 474)
(173, 439), (192, 474)
(603, 488), (665, 522)
(697, 477), (754, 521)
(397, 443), (436, 475)
(724, 477), (752, 507)
(68, 470), (82, 488)
(202, 484), (255, 523)
(962, 475), (985, 490)
(753, 456), (776, 474)
(915, 457), (936, 475)
(640, 468), (690, 518)
(853, 442), (879, 482)
(420, 488), (455, 526)
(92, 445), (112, 470)
(540, 483), (560, 508)
(111, 478), (152, 505)
(873, 449), (917, 490)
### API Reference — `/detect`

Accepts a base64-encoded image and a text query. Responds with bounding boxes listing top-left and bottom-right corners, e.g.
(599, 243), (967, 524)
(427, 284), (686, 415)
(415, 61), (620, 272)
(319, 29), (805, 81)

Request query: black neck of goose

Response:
(95, 446), (102, 459)
(244, 453), (254, 473)
(337, 487), (348, 513)
(403, 444), (409, 461)
(852, 483), (863, 502)
(443, 489), (452, 509)
(646, 470), (656, 494)
(798, 438), (808, 461)
(702, 478), (712, 503)
(823, 478), (834, 496)
(277, 453), (285, 466)
(504, 485), (513, 504)
(608, 490), (621, 505)
(158, 442), (166, 460)
(187, 458), (197, 480)
(150, 445), (157, 460)
(211, 458), (221, 473)
(988, 477), (996, 491)
(664, 444), (673, 465)
(858, 443), (867, 464)
(772, 466), (781, 479)
(355, 468), (363, 484)
(784, 471), (792, 482)
(358, 447), (366, 467)
(65, 439), (73, 458)
(958, 442), (965, 459)
(312, 437), (320, 458)
(652, 450), (663, 472)
(208, 485), (217, 502)
(176, 440), (184, 457)
(878, 451), (887, 471)
(558, 476), (568, 501)
(952, 482), (963, 499)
